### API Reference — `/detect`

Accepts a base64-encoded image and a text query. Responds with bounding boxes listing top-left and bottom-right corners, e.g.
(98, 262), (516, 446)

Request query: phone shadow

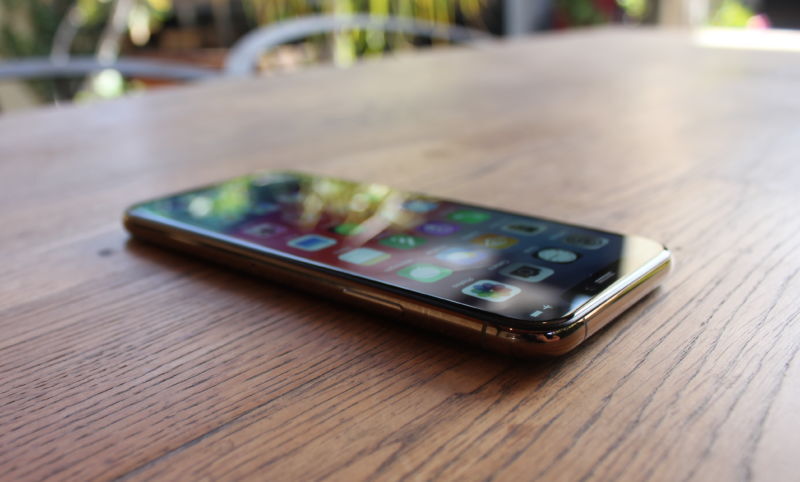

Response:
(123, 239), (586, 393)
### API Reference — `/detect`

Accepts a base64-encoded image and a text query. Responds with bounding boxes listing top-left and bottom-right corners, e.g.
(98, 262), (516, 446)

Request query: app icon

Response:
(241, 222), (287, 238)
(447, 210), (491, 224)
(462, 280), (521, 303)
(287, 234), (337, 251)
(471, 234), (518, 249)
(397, 263), (453, 283)
(251, 201), (280, 215)
(403, 199), (439, 213)
(380, 234), (427, 250)
(338, 248), (391, 265)
(417, 221), (459, 236)
(332, 223), (364, 236)
(500, 263), (554, 283)
(502, 221), (546, 237)
(562, 233), (609, 250)
(436, 247), (492, 267)
(186, 196), (213, 218)
(536, 248), (579, 264)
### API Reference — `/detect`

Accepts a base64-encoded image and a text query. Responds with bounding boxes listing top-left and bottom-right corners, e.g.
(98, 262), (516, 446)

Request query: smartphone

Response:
(124, 171), (670, 357)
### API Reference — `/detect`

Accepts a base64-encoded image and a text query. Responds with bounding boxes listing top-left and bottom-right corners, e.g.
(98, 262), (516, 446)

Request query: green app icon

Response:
(333, 223), (364, 236)
(398, 263), (453, 283)
(379, 234), (427, 250)
(447, 209), (491, 224)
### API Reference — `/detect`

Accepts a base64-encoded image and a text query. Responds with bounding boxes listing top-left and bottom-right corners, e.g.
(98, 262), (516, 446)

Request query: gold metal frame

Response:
(124, 211), (671, 358)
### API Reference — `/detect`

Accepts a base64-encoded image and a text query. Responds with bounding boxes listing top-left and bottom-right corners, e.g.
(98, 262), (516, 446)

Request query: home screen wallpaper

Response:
(132, 171), (626, 323)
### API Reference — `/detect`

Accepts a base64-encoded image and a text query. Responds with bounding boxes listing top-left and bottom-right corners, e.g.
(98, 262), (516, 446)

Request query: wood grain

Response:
(2, 28), (800, 481)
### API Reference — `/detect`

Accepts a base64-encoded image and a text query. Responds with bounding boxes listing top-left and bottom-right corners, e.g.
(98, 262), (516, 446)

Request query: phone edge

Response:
(123, 211), (671, 357)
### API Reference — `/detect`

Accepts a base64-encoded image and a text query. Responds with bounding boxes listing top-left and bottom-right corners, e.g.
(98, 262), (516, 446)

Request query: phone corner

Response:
(121, 206), (138, 231)
(121, 203), (153, 239)
(483, 318), (588, 358)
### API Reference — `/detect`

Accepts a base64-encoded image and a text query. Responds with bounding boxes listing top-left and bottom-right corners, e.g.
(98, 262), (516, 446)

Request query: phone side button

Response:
(341, 288), (405, 316)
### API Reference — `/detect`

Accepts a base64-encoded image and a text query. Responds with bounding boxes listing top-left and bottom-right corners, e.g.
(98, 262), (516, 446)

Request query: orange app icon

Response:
(471, 234), (518, 249)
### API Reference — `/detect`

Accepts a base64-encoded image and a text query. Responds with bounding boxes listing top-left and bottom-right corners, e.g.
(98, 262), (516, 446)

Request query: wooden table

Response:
(3, 28), (800, 481)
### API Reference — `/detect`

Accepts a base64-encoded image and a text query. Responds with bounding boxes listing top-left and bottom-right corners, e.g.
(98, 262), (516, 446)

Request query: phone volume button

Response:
(342, 289), (405, 316)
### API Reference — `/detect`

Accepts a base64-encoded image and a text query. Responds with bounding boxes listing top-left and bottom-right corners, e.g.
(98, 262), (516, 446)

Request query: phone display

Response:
(126, 171), (668, 330)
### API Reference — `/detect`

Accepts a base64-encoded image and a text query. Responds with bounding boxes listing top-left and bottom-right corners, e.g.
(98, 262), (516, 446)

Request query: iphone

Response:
(124, 171), (671, 356)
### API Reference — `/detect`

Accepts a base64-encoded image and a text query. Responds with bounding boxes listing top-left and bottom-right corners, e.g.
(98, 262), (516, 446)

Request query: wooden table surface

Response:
(3, 28), (800, 481)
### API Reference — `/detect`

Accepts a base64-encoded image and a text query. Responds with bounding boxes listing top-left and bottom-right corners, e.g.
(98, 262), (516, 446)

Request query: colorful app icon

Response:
(536, 248), (579, 264)
(241, 222), (287, 238)
(397, 263), (453, 283)
(447, 209), (491, 224)
(436, 247), (492, 267)
(471, 234), (518, 249)
(338, 248), (390, 265)
(417, 221), (459, 236)
(380, 234), (427, 250)
(403, 199), (439, 213)
(461, 280), (521, 303)
(332, 223), (364, 236)
(500, 263), (554, 283)
(502, 221), (546, 237)
(287, 234), (337, 251)
(562, 233), (609, 250)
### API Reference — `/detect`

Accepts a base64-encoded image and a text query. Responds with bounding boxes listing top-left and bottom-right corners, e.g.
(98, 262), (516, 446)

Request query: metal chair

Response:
(0, 57), (218, 82)
(224, 14), (491, 77)
(0, 14), (488, 109)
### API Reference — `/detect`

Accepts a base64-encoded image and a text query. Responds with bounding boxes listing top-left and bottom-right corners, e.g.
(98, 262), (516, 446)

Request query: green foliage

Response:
(710, 0), (754, 27)
(241, 0), (484, 29)
(556, 0), (610, 26)
(617, 0), (647, 20)
(2, 0), (57, 57)
(0, 0), (487, 104)
(0, 0), (175, 103)
(239, 0), (487, 67)
(2, 1), (69, 101)
(0, 0), (121, 60)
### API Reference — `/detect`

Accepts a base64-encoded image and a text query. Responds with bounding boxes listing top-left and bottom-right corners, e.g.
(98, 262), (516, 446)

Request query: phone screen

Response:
(129, 171), (659, 325)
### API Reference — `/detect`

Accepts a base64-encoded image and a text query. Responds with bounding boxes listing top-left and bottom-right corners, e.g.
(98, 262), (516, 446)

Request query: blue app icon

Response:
(287, 234), (337, 251)
(417, 221), (459, 236)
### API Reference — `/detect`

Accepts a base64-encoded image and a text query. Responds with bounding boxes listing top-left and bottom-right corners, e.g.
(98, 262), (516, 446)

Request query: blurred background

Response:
(0, 0), (796, 112)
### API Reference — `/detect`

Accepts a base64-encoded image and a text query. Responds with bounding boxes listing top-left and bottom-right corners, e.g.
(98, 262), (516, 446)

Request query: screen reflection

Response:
(135, 171), (630, 322)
